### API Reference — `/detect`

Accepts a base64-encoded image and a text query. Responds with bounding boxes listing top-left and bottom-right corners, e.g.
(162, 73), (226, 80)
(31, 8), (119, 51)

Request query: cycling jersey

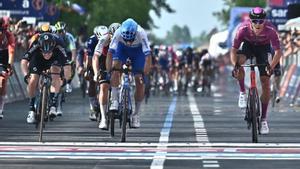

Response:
(109, 25), (151, 73)
(233, 20), (280, 50)
(76, 46), (86, 67)
(22, 42), (67, 75)
(109, 25), (151, 56)
(94, 36), (109, 57)
(59, 32), (76, 53)
(0, 30), (15, 66)
(86, 35), (98, 59)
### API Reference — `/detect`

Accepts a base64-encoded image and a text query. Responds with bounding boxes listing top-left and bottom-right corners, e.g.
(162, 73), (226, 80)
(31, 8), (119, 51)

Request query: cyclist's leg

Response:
(256, 44), (272, 134)
(131, 53), (146, 115)
(88, 74), (98, 119)
(235, 42), (253, 108)
(109, 48), (125, 110)
(49, 65), (62, 116)
(98, 56), (110, 128)
(26, 57), (43, 123)
(274, 63), (282, 102)
(130, 49), (148, 128)
(256, 46), (272, 121)
(0, 65), (7, 118)
(64, 52), (74, 93)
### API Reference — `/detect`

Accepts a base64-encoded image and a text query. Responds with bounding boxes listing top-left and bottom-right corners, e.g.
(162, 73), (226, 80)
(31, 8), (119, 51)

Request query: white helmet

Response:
(109, 23), (121, 35)
(93, 25), (109, 40)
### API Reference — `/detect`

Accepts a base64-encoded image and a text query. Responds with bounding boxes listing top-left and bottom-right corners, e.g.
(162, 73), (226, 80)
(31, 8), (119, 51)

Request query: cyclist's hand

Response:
(266, 64), (273, 76)
(77, 66), (84, 75)
(84, 70), (91, 81)
(7, 64), (13, 76)
(24, 74), (30, 84)
(232, 64), (240, 78)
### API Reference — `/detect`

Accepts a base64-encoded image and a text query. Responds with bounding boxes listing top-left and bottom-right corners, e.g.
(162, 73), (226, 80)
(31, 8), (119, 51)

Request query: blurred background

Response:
(0, 0), (299, 104)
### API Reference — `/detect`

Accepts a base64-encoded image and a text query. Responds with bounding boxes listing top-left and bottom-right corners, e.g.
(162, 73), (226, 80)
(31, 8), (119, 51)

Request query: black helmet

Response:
(38, 33), (56, 53)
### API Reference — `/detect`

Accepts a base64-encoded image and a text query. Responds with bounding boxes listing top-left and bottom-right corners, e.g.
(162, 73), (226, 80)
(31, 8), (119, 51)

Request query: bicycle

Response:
(241, 61), (266, 143)
(29, 70), (58, 142)
(109, 62), (137, 142)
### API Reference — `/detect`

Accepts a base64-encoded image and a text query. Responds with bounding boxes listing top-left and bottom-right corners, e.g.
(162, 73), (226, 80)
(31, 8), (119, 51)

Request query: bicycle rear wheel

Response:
(250, 89), (260, 143)
(39, 85), (48, 142)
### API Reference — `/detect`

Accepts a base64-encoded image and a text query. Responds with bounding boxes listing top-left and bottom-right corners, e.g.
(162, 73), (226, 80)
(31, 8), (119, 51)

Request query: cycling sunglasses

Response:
(251, 19), (265, 24)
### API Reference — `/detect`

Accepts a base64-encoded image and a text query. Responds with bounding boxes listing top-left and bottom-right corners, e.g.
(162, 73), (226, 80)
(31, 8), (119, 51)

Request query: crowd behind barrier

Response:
(279, 26), (300, 106)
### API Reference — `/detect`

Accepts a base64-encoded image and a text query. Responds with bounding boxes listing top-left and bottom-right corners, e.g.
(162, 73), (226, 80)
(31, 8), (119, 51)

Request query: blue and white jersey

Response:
(86, 35), (98, 59)
(108, 25), (151, 57)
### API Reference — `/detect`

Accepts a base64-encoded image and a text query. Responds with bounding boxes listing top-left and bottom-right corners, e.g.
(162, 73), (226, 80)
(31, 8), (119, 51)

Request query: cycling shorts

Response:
(112, 43), (146, 74)
(237, 41), (272, 76)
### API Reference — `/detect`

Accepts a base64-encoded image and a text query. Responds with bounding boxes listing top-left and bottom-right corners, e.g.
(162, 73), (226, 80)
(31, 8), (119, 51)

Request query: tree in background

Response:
(213, 0), (266, 27)
(163, 24), (192, 44)
(51, 0), (174, 36)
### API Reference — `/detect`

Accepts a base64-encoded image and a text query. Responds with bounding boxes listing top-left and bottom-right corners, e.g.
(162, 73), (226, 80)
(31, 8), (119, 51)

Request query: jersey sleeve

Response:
(94, 39), (106, 56)
(269, 27), (280, 50)
(22, 43), (39, 61)
(108, 30), (121, 54)
(67, 33), (76, 51)
(138, 27), (151, 56)
(232, 24), (245, 49)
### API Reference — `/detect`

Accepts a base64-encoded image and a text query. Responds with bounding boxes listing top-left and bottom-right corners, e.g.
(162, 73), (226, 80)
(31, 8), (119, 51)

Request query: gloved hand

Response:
(24, 74), (30, 84)
(231, 64), (240, 78)
(7, 64), (13, 76)
(265, 64), (273, 76)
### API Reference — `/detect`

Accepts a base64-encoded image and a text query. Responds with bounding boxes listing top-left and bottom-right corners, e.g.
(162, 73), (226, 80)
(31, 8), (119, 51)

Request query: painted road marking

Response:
(151, 97), (177, 169)
(188, 93), (209, 143)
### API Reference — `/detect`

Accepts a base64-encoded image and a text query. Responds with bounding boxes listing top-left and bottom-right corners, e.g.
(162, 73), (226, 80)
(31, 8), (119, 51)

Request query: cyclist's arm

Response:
(269, 29), (282, 69)
(106, 51), (113, 72)
(271, 49), (282, 69)
(92, 53), (99, 78)
(230, 47), (239, 65)
(8, 32), (16, 65)
(21, 59), (29, 76)
(144, 54), (151, 75)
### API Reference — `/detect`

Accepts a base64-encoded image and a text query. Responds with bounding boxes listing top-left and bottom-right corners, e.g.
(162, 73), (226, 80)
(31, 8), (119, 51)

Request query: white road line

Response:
(188, 93), (209, 143)
(3, 142), (300, 147)
(150, 97), (177, 169)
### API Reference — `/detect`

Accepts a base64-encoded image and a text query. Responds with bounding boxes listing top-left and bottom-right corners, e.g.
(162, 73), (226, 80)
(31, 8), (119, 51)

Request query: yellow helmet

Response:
(40, 23), (51, 33)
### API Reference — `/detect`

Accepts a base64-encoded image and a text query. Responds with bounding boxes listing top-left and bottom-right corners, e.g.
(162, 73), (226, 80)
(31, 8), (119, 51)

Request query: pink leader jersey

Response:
(232, 20), (280, 50)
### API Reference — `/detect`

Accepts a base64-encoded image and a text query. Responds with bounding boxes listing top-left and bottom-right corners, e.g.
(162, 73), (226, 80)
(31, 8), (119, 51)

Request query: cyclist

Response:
(55, 21), (76, 94)
(21, 33), (66, 123)
(84, 26), (105, 121)
(0, 17), (15, 119)
(231, 7), (282, 134)
(199, 49), (213, 95)
(93, 23), (121, 129)
(106, 18), (151, 128)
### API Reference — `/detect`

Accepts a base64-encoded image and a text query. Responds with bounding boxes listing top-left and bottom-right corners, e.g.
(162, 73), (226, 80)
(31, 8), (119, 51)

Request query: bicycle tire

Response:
(120, 88), (129, 142)
(271, 89), (276, 107)
(35, 93), (42, 129)
(109, 111), (115, 137)
(39, 85), (48, 142)
(250, 89), (259, 143)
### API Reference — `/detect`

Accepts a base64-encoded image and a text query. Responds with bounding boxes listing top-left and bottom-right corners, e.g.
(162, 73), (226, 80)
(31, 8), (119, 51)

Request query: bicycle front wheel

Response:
(39, 85), (48, 142)
(120, 88), (130, 142)
(250, 88), (260, 143)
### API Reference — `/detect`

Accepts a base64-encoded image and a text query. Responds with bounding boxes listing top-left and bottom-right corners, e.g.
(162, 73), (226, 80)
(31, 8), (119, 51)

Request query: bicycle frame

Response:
(242, 59), (265, 143)
(36, 71), (52, 142)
